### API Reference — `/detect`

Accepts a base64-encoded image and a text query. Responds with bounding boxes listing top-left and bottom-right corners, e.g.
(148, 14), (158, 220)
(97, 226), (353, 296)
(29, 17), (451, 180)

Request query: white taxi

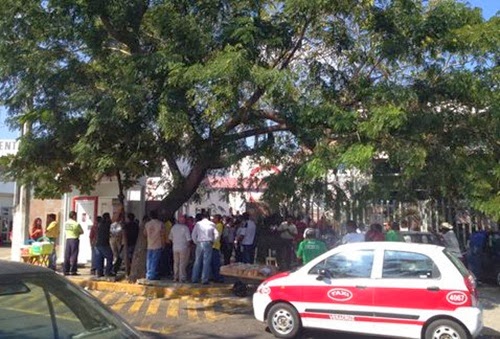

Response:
(253, 242), (482, 339)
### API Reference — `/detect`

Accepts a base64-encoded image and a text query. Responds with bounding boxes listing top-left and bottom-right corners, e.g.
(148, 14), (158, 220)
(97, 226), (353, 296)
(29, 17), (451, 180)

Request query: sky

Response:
(0, 0), (498, 141)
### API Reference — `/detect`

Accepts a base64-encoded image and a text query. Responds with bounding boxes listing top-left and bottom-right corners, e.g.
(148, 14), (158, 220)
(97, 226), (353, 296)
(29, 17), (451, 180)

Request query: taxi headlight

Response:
(257, 282), (270, 295)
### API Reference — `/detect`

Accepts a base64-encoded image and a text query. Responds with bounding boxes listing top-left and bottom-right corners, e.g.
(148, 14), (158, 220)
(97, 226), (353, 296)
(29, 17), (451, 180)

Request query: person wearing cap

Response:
(296, 228), (327, 265)
(439, 222), (462, 257)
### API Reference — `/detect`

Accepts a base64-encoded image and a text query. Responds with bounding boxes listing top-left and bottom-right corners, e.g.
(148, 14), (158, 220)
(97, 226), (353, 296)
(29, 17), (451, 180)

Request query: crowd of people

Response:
(27, 210), (496, 283)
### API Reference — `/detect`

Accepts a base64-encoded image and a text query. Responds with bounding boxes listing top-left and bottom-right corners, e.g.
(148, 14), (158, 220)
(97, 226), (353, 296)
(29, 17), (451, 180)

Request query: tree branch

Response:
(216, 19), (310, 136)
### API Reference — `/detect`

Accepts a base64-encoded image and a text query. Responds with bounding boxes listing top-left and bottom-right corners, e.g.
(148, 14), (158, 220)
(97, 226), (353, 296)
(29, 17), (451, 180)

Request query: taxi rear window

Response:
(444, 249), (469, 277)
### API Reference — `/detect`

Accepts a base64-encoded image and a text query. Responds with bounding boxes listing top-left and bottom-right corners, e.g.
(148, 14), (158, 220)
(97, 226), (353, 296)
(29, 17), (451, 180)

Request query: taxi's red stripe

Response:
(354, 316), (424, 326)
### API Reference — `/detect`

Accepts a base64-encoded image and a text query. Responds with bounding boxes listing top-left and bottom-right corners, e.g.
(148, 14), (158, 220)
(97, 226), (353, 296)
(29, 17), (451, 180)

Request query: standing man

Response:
(296, 228), (327, 264)
(124, 213), (139, 273)
(63, 211), (84, 276)
(239, 212), (257, 264)
(169, 215), (191, 283)
(110, 214), (124, 274)
(191, 212), (219, 285)
(211, 214), (224, 282)
(276, 216), (297, 269)
(439, 222), (462, 258)
(95, 213), (114, 277)
(342, 220), (365, 244)
(45, 213), (59, 271)
(144, 210), (166, 281)
(385, 221), (403, 242)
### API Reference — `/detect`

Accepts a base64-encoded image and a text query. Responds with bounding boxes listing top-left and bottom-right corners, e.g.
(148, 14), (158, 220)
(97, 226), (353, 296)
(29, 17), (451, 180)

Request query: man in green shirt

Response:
(296, 228), (328, 265)
(63, 211), (84, 276)
(385, 221), (403, 242)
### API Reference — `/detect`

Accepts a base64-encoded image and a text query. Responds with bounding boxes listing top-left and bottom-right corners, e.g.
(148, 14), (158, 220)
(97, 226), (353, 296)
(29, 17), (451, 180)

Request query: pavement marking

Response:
(203, 297), (219, 321)
(146, 298), (161, 316)
(112, 293), (134, 313)
(166, 298), (179, 318)
(129, 296), (145, 315)
(100, 290), (118, 304)
(187, 299), (198, 320)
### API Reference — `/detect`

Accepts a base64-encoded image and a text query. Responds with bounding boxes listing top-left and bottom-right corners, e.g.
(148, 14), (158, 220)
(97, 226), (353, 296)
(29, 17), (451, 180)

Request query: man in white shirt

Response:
(169, 215), (191, 283)
(342, 220), (365, 244)
(191, 212), (220, 284)
(238, 212), (257, 264)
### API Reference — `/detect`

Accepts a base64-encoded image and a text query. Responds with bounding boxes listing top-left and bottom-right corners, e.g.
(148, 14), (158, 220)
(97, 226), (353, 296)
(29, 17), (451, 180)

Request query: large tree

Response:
(0, 0), (496, 222)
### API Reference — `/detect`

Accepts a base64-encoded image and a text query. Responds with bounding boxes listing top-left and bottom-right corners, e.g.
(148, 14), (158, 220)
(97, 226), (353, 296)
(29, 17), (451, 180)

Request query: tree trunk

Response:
(128, 161), (208, 281)
(128, 218), (147, 282)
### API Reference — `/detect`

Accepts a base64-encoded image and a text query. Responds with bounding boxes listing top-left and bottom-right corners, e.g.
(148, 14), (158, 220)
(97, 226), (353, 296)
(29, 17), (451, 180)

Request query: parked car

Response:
(0, 260), (144, 338)
(401, 230), (466, 265)
(253, 242), (482, 339)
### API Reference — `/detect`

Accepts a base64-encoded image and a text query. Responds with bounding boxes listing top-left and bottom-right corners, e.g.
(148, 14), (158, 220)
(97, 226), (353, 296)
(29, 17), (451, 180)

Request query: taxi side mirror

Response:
(317, 268), (333, 281)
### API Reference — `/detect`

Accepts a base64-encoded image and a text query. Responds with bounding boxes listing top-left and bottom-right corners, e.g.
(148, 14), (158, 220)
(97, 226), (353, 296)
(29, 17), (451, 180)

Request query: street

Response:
(1, 245), (499, 338)
(93, 285), (500, 339)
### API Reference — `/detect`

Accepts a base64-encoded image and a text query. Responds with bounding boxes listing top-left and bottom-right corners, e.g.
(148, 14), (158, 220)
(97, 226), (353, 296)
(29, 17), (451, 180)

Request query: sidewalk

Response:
(0, 244), (11, 260)
(67, 267), (246, 299)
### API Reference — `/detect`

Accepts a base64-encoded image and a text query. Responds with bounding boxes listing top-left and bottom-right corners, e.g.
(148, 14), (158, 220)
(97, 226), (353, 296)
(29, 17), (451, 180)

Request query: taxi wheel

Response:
(424, 319), (469, 339)
(267, 303), (301, 338)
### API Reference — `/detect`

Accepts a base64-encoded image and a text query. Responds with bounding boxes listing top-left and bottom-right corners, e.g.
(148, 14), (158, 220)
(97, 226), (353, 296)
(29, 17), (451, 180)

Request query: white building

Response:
(0, 139), (18, 245)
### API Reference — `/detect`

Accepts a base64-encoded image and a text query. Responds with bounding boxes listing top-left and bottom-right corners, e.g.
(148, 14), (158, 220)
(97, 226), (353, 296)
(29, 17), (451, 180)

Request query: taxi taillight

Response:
(464, 274), (478, 306)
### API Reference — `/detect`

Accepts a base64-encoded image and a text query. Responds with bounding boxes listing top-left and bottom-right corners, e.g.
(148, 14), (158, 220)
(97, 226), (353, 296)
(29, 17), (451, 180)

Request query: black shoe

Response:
(63, 272), (70, 276)
(105, 273), (116, 277)
(70, 272), (80, 276)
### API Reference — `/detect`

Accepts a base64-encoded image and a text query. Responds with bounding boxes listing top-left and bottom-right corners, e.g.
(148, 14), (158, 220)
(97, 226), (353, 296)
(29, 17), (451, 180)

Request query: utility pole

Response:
(10, 122), (31, 261)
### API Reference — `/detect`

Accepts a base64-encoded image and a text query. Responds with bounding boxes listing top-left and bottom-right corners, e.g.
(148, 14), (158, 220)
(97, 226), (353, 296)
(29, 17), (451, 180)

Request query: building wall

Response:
(29, 199), (64, 232)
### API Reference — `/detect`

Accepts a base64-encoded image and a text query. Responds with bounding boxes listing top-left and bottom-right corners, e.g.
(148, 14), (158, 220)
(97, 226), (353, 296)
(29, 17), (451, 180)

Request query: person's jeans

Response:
(191, 242), (213, 284)
(146, 248), (163, 280)
(91, 246), (97, 272)
(95, 246), (114, 276)
(159, 244), (173, 278)
(48, 237), (57, 271)
(64, 238), (79, 274)
(242, 244), (255, 264)
(221, 242), (233, 265)
(211, 249), (223, 282)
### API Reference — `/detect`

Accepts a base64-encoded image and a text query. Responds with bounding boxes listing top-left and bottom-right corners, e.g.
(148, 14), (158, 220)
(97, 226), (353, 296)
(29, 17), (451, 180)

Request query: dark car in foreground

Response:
(0, 260), (143, 338)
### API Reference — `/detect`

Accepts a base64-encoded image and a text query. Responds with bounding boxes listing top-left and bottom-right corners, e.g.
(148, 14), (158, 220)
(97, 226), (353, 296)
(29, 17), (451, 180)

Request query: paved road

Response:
(2, 245), (499, 338)
(93, 285), (500, 338)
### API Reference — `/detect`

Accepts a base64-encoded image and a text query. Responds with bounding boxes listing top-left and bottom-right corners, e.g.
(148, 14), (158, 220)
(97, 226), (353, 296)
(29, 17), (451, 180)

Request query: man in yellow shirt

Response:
(45, 213), (59, 271)
(211, 214), (224, 283)
(63, 211), (84, 276)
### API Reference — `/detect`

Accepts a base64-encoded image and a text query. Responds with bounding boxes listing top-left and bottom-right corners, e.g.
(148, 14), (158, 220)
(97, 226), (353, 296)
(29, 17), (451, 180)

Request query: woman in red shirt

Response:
(30, 217), (44, 241)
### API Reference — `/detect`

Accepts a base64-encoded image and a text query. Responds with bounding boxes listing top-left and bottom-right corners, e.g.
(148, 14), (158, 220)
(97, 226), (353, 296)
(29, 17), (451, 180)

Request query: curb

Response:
(71, 278), (235, 299)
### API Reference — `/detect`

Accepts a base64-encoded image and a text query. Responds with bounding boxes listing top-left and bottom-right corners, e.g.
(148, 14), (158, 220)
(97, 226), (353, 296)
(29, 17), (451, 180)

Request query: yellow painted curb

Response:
(72, 278), (234, 299)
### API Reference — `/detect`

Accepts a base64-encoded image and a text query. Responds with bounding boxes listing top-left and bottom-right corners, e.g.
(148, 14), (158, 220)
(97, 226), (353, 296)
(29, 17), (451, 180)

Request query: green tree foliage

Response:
(0, 0), (497, 221)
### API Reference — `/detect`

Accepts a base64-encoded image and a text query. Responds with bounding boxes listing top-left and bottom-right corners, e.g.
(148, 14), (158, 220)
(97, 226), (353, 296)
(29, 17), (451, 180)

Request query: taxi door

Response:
(370, 249), (445, 338)
(299, 249), (376, 335)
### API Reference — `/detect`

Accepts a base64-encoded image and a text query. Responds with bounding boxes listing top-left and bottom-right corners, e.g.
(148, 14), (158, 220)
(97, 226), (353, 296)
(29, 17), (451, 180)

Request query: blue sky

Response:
(0, 0), (498, 140)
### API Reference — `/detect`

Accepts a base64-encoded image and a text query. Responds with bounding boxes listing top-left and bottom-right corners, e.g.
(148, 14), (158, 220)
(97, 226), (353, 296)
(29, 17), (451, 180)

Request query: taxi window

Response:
(382, 250), (440, 279)
(309, 250), (374, 278)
